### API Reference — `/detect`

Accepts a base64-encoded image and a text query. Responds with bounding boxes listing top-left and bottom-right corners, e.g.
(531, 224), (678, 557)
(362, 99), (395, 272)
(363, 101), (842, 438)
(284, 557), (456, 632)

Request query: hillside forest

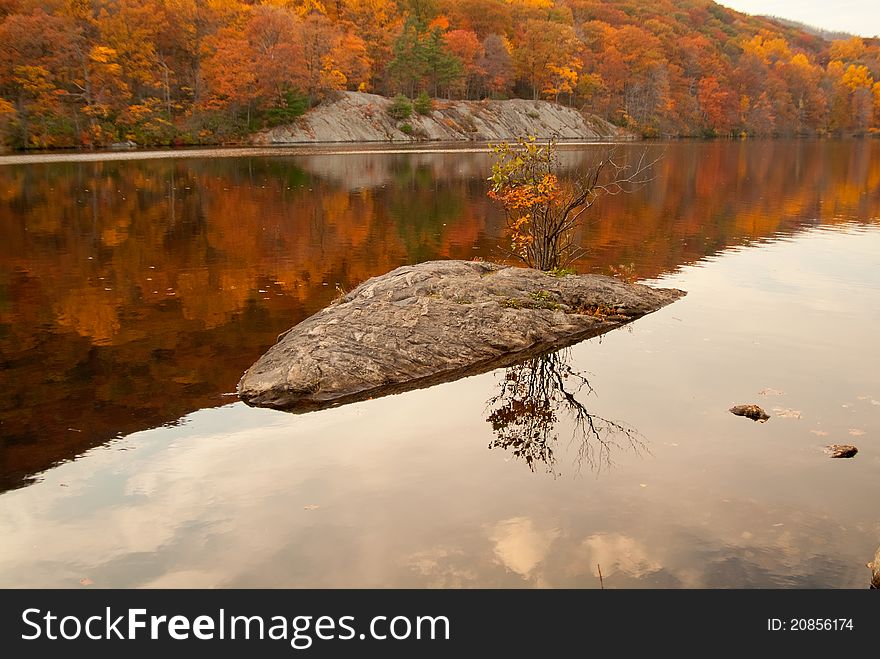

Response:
(1, 0), (879, 148)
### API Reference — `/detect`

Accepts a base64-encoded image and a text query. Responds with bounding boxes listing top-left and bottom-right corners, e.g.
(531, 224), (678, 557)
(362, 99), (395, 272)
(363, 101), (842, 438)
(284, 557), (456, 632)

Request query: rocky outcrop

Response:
(253, 92), (629, 144)
(238, 260), (684, 412)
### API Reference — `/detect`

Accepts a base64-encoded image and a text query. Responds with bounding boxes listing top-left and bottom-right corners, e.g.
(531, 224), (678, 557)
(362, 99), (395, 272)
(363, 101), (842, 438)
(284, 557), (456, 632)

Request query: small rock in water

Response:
(729, 404), (770, 422)
(826, 444), (858, 458)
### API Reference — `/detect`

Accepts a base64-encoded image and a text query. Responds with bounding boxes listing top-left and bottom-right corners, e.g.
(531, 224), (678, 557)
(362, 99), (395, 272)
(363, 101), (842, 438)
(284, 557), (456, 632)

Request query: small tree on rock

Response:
(413, 91), (433, 115)
(487, 136), (658, 271)
(388, 94), (413, 120)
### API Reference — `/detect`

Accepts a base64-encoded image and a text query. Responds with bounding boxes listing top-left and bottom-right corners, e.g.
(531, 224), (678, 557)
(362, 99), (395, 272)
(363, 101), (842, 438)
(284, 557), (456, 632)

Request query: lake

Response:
(0, 139), (878, 587)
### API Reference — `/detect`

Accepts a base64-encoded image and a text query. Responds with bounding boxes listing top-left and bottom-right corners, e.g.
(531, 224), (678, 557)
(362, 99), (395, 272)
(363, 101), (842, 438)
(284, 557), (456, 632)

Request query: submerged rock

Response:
(238, 260), (684, 412)
(826, 444), (858, 458)
(729, 404), (770, 422)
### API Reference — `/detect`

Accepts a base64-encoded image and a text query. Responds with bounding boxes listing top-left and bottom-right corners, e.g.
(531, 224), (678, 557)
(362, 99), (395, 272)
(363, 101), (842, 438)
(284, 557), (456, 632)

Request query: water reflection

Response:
(0, 223), (878, 588)
(486, 348), (644, 475)
(1, 140), (879, 491)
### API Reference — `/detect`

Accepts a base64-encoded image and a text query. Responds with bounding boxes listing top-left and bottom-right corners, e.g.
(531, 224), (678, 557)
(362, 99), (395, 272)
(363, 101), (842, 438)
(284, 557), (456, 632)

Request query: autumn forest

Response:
(1, 0), (879, 148)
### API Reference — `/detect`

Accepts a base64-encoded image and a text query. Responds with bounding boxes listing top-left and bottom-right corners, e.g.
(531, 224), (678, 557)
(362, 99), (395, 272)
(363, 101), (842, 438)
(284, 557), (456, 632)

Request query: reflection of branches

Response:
(485, 348), (646, 476)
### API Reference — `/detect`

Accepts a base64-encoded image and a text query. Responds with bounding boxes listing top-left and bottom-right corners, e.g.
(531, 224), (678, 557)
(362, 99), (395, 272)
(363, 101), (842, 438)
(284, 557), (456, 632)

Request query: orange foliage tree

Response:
(512, 19), (579, 101)
(487, 136), (657, 270)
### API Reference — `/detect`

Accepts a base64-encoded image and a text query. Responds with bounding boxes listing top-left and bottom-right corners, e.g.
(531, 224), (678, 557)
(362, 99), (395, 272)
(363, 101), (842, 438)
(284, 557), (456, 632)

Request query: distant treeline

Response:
(1, 0), (879, 148)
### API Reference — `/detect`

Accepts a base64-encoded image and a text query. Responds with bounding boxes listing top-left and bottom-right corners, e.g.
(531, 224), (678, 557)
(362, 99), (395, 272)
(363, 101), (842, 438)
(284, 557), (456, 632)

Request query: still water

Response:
(0, 140), (878, 587)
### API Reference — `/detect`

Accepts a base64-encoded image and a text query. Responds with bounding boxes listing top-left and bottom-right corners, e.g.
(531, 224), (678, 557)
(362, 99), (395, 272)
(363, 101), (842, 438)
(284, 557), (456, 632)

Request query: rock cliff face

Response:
(253, 92), (629, 144)
(238, 260), (684, 412)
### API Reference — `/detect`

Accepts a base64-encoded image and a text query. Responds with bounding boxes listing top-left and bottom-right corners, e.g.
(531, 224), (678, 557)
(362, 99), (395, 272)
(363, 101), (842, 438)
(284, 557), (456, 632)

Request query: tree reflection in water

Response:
(486, 348), (645, 475)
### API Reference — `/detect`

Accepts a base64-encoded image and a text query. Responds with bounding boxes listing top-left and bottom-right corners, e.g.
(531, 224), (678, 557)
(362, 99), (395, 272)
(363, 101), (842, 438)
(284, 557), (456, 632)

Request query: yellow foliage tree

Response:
(542, 64), (579, 102)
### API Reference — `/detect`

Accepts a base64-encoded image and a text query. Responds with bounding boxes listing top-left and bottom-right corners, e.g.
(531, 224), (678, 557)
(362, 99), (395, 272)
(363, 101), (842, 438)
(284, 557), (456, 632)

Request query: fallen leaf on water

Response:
(758, 388), (784, 396)
(79, 578), (93, 586)
(639, 484), (648, 488)
(303, 505), (320, 511)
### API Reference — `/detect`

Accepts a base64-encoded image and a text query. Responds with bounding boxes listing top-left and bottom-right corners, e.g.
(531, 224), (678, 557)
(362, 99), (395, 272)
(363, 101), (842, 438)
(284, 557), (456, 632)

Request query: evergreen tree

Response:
(422, 27), (463, 97)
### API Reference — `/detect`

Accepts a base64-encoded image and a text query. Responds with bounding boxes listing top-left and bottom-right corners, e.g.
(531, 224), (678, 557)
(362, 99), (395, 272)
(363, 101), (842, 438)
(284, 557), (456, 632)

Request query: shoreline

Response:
(3, 135), (874, 168)
(0, 140), (632, 167)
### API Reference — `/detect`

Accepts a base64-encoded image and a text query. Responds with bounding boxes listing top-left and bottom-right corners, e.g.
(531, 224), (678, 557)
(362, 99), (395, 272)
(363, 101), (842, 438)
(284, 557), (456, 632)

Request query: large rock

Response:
(238, 260), (684, 411)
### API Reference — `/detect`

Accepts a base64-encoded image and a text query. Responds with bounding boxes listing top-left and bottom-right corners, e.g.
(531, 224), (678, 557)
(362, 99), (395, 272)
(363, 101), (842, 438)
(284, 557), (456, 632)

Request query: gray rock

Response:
(238, 260), (684, 412)
(729, 404), (770, 422)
